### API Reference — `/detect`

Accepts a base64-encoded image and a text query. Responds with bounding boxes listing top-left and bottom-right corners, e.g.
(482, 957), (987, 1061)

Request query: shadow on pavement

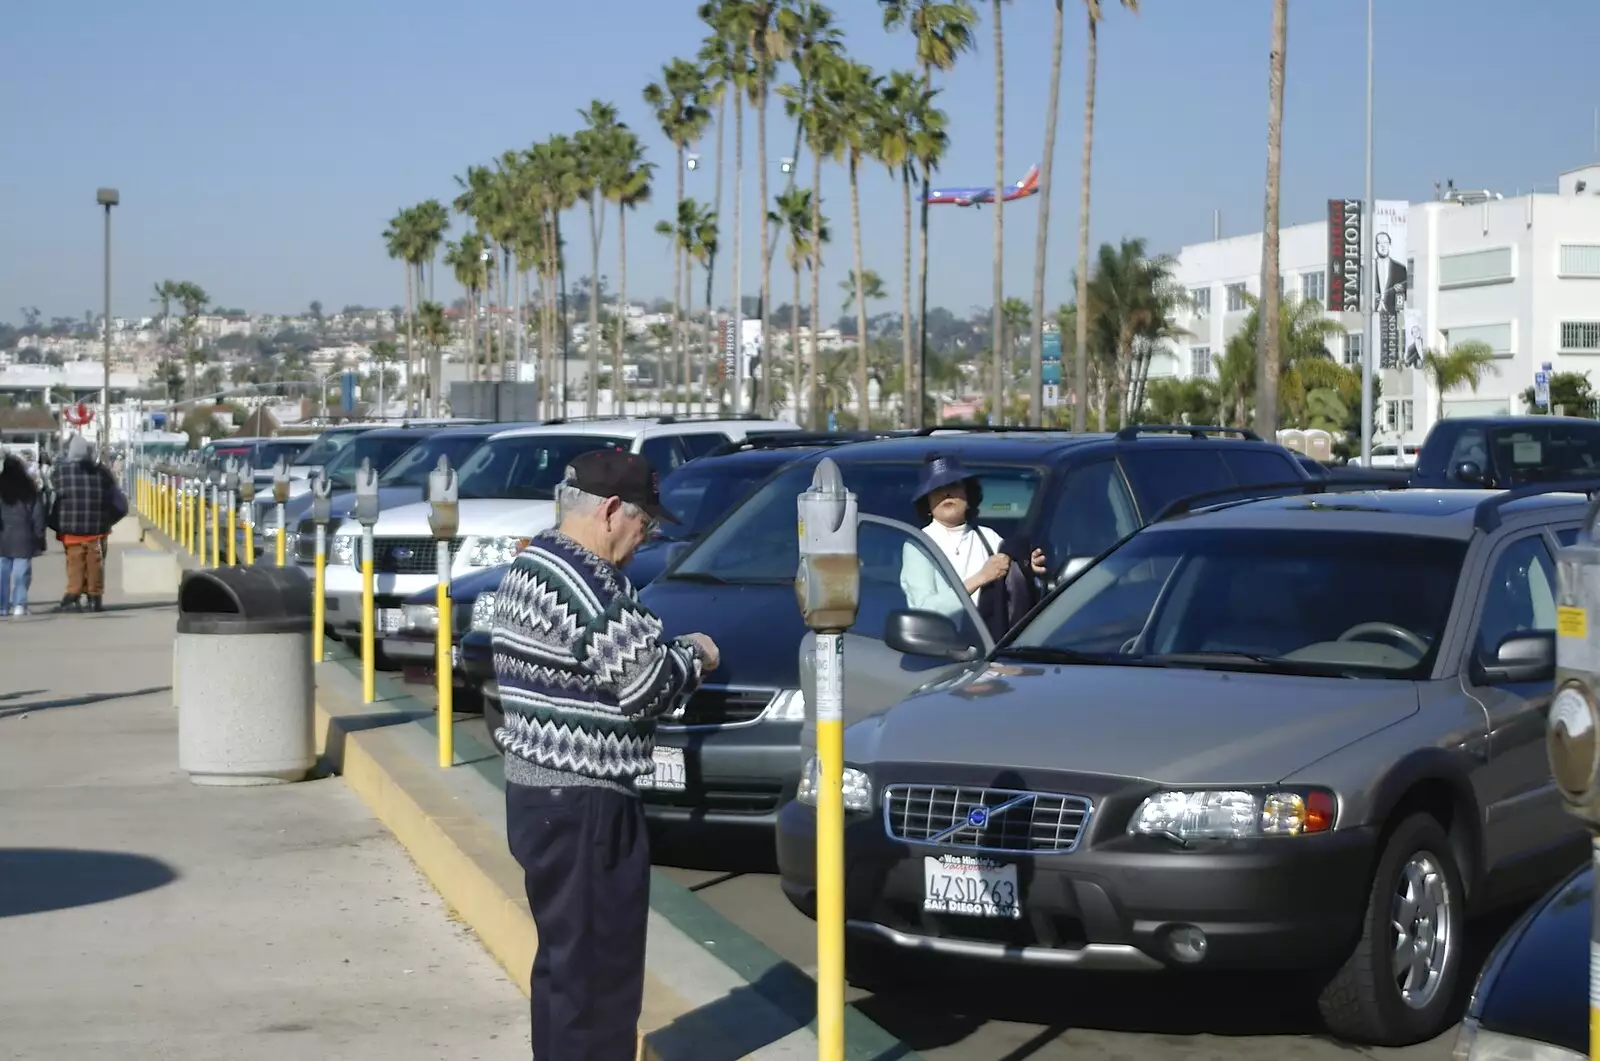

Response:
(0, 848), (178, 917)
(0, 686), (171, 722)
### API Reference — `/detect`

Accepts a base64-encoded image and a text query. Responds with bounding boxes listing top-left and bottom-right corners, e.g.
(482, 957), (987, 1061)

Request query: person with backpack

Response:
(47, 435), (127, 613)
(0, 453), (47, 616)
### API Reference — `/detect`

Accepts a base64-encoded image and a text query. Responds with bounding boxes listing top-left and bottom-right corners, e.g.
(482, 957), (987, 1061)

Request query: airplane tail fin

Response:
(1016, 164), (1040, 192)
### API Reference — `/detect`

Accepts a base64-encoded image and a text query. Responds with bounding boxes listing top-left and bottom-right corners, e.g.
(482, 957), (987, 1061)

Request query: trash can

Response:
(176, 566), (315, 786)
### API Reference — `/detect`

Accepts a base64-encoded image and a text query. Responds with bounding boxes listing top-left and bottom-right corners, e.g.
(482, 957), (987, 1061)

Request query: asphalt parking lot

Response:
(654, 834), (1509, 1061)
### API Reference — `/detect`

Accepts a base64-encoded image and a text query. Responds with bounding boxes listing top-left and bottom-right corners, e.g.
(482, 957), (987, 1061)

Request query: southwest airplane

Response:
(925, 164), (1040, 207)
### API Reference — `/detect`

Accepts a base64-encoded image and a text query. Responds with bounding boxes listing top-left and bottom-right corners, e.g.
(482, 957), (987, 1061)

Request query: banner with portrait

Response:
(1372, 200), (1409, 369)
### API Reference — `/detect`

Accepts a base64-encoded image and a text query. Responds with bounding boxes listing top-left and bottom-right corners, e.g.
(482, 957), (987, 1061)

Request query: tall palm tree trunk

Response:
(615, 209), (629, 416)
(850, 157), (869, 428)
(757, 62), (773, 422)
(918, 167), (932, 426)
(404, 263), (416, 414)
(468, 285), (478, 386)
(792, 262), (803, 415)
(731, 92), (745, 414)
(900, 168), (915, 429)
(708, 92), (726, 410)
(672, 147), (686, 416)
(587, 198), (603, 417)
(683, 254), (695, 416)
(990, 0), (1007, 425)
(1073, 7), (1098, 432)
(1030, 0), (1066, 426)
(808, 150), (823, 430)
(1256, 0), (1288, 439)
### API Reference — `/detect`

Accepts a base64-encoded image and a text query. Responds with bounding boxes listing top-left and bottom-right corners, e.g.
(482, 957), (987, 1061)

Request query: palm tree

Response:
(577, 100), (626, 415)
(876, 73), (922, 427)
(880, 0), (977, 427)
(700, 1), (752, 409)
(152, 281), (179, 352)
(604, 132), (654, 413)
(172, 281), (209, 399)
(645, 60), (713, 415)
(988, 0), (1011, 424)
(839, 270), (887, 315)
(416, 301), (451, 409)
(745, 1), (789, 419)
(772, 187), (829, 421)
(1085, 238), (1182, 427)
(444, 233), (488, 383)
(1422, 341), (1498, 423)
(1071, 0), (1140, 432)
(453, 166), (502, 379)
(383, 207), (419, 411)
(408, 201), (450, 413)
(1256, 0), (1288, 439)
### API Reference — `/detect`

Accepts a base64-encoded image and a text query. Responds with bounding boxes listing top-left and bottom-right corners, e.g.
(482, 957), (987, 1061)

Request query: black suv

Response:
(630, 426), (1314, 842)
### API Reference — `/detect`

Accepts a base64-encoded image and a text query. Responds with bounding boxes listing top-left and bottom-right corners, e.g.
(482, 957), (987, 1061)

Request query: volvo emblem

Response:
(393, 547), (413, 560)
(966, 807), (990, 828)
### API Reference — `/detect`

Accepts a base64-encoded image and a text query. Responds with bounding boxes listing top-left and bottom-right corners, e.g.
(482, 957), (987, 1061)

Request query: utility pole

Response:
(1359, 0), (1376, 466)
(97, 188), (120, 458)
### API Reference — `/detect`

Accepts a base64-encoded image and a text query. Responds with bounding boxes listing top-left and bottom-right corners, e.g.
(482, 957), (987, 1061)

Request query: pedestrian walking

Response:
(0, 454), (47, 616)
(491, 449), (719, 1061)
(47, 435), (126, 613)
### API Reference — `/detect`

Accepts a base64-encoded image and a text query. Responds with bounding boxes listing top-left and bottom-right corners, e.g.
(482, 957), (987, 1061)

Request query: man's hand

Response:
(1029, 547), (1047, 576)
(683, 632), (720, 671)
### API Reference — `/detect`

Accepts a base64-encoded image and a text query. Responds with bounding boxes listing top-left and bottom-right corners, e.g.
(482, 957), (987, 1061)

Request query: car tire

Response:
(1316, 813), (1466, 1046)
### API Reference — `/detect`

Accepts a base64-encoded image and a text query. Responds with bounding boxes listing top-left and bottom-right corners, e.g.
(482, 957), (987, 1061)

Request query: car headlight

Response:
(762, 689), (805, 721)
(331, 534), (356, 566)
(1128, 789), (1336, 841)
(470, 591), (498, 632)
(466, 536), (530, 567)
(402, 603), (439, 634)
(795, 755), (873, 813)
(1452, 1018), (1585, 1061)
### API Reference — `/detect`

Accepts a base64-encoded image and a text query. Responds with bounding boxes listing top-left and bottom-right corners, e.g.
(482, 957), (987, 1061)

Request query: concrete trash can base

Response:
(175, 567), (315, 786)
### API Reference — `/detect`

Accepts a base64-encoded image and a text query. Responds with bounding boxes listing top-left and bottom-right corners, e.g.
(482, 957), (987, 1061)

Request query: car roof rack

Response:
(704, 430), (889, 457)
(1115, 424), (1263, 442)
(655, 412), (773, 424)
(1153, 477), (1412, 523)
(1473, 480), (1600, 532)
(912, 424), (1074, 435)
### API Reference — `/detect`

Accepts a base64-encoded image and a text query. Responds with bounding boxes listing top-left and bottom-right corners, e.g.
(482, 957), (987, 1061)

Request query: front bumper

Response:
(323, 565), (438, 632)
(775, 795), (1376, 974)
(641, 717), (804, 832)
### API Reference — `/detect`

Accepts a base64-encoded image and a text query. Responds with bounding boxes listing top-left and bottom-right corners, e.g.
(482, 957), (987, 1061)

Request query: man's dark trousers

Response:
(507, 782), (650, 1061)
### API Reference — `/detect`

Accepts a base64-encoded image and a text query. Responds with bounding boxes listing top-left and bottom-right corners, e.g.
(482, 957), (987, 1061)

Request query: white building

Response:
(1161, 163), (1600, 446)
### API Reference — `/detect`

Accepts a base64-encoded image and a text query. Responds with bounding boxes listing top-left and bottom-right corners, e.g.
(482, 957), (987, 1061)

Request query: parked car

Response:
(776, 483), (1592, 1046)
(1410, 415), (1600, 489)
(622, 425), (1312, 839)
(1452, 862), (1587, 1060)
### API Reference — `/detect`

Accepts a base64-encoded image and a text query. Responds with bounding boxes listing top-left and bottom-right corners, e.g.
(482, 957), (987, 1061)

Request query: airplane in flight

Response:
(925, 164), (1040, 207)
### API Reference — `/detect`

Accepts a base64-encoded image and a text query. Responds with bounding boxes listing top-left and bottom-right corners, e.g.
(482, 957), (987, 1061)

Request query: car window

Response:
(295, 430), (366, 468)
(860, 521), (982, 646)
(1009, 528), (1467, 678)
(253, 440), (311, 468)
(1557, 526), (1583, 547)
(1220, 448), (1302, 486)
(1045, 459), (1138, 565)
(678, 432), (733, 460)
(1488, 425), (1600, 485)
(673, 459), (1044, 583)
(1118, 449), (1233, 514)
(1475, 534), (1558, 661)
(380, 434), (490, 487)
(456, 434), (630, 500)
(657, 459), (786, 539)
(639, 435), (687, 474)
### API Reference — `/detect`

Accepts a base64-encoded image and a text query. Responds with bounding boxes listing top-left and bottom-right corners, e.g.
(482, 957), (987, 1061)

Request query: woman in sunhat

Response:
(900, 453), (1046, 631)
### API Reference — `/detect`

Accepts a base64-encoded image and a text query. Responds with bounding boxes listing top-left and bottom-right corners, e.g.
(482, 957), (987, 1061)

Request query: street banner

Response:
(1402, 308), (1425, 371)
(721, 318), (738, 381)
(1373, 200), (1409, 369)
(1041, 332), (1062, 407)
(1327, 199), (1363, 314)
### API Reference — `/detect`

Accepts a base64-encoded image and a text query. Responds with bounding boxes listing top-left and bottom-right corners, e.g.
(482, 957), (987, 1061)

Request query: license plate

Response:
(451, 645), (461, 669)
(923, 855), (1022, 919)
(377, 609), (403, 634)
(636, 746), (686, 791)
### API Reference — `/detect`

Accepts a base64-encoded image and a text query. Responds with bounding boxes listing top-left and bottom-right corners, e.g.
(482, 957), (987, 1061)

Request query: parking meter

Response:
(238, 466), (257, 565)
(271, 456), (291, 567)
(206, 464), (222, 568)
(223, 460), (240, 566)
(427, 455), (460, 768)
(353, 458), (380, 704)
(793, 456), (859, 1061)
(308, 470), (333, 664)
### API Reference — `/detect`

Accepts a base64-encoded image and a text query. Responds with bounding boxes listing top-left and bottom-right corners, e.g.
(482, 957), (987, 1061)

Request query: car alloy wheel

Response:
(1317, 813), (1465, 1046)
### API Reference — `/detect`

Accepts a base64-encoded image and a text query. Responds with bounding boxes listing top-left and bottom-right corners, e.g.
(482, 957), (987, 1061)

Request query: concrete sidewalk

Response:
(0, 538), (531, 1060)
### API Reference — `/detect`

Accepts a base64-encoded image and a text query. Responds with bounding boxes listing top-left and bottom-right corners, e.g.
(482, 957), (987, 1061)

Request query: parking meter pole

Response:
(272, 457), (291, 569)
(275, 505), (287, 567)
(794, 457), (860, 1061)
(210, 483), (220, 568)
(196, 481), (207, 564)
(239, 475), (257, 568)
(427, 455), (459, 770)
(309, 471), (332, 666)
(1549, 498), (1600, 1061)
(226, 490), (237, 566)
(354, 459), (380, 705)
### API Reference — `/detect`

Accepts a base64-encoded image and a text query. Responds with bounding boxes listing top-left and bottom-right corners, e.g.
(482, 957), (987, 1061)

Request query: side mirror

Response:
(1478, 631), (1555, 685)
(1454, 460), (1484, 485)
(884, 609), (980, 662)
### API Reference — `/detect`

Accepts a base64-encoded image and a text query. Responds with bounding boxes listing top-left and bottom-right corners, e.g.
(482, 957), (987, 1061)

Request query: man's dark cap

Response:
(567, 448), (679, 524)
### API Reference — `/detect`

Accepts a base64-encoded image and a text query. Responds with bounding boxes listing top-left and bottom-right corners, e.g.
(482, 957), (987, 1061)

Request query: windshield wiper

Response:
(1143, 652), (1359, 678)
(664, 571), (729, 585)
(993, 645), (1151, 667)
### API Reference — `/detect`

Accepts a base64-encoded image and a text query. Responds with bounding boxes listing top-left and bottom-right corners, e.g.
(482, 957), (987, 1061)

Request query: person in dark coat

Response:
(47, 435), (126, 613)
(0, 454), (47, 616)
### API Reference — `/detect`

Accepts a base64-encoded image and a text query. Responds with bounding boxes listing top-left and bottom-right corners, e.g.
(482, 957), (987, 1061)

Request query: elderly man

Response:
(491, 448), (719, 1061)
(48, 434), (125, 612)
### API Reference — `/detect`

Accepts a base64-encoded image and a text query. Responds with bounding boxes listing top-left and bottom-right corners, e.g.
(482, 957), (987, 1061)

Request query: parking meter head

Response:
(271, 456), (290, 503)
(310, 469), (333, 524)
(223, 458), (240, 493)
(353, 458), (380, 526)
(238, 471), (256, 503)
(1552, 535), (1600, 822)
(795, 457), (861, 632)
(426, 455), (459, 540)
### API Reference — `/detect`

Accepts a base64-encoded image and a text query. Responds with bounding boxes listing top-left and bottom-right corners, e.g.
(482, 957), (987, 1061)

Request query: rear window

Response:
(657, 459), (786, 539)
(1118, 450), (1232, 512)
(1489, 425), (1600, 485)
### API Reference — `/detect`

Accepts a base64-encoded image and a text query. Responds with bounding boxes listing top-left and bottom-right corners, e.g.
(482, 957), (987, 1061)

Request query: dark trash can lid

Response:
(177, 565), (312, 635)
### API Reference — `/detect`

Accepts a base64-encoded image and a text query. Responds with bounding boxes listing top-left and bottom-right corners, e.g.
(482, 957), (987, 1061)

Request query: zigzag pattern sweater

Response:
(491, 529), (705, 794)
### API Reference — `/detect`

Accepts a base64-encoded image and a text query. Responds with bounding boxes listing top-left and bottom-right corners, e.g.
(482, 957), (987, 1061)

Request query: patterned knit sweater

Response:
(490, 529), (705, 794)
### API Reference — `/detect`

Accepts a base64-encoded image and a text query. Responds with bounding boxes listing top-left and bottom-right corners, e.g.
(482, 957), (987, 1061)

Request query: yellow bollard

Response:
(210, 485), (220, 568)
(436, 554), (454, 768)
(312, 524), (326, 664)
(815, 632), (845, 1061)
(197, 490), (208, 566)
(226, 495), (237, 566)
(275, 504), (286, 568)
(361, 528), (375, 704)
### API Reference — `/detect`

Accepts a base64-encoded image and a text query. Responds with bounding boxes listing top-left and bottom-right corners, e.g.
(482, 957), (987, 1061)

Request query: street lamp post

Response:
(97, 188), (119, 458)
(1359, 0), (1376, 466)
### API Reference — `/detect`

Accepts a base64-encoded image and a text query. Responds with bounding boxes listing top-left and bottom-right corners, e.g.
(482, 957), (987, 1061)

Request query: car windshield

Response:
(654, 458), (794, 541)
(456, 434), (630, 500)
(1005, 528), (1466, 678)
(254, 440), (312, 469)
(295, 430), (366, 468)
(320, 434), (430, 489)
(672, 458), (1045, 583)
(379, 433), (491, 488)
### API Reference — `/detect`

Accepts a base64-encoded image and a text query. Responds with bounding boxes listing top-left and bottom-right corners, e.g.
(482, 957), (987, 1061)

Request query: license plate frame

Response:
(636, 746), (686, 792)
(922, 854), (1022, 919)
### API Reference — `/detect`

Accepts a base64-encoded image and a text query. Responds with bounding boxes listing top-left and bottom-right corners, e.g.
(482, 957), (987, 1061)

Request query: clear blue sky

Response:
(2, 0), (1593, 324)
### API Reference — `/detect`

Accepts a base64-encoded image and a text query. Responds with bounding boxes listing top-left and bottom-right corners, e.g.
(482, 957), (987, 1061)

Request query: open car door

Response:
(798, 514), (994, 761)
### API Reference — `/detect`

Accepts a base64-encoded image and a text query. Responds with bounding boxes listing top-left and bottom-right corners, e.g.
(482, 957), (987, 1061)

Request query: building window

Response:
(1344, 331), (1363, 367)
(1560, 245), (1600, 278)
(1302, 270), (1326, 305)
(1190, 287), (1210, 316)
(1561, 322), (1600, 352)
(1384, 399), (1415, 433)
(1191, 346), (1212, 377)
(1438, 247), (1514, 288)
(1446, 322), (1513, 356)
(1225, 282), (1248, 312)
